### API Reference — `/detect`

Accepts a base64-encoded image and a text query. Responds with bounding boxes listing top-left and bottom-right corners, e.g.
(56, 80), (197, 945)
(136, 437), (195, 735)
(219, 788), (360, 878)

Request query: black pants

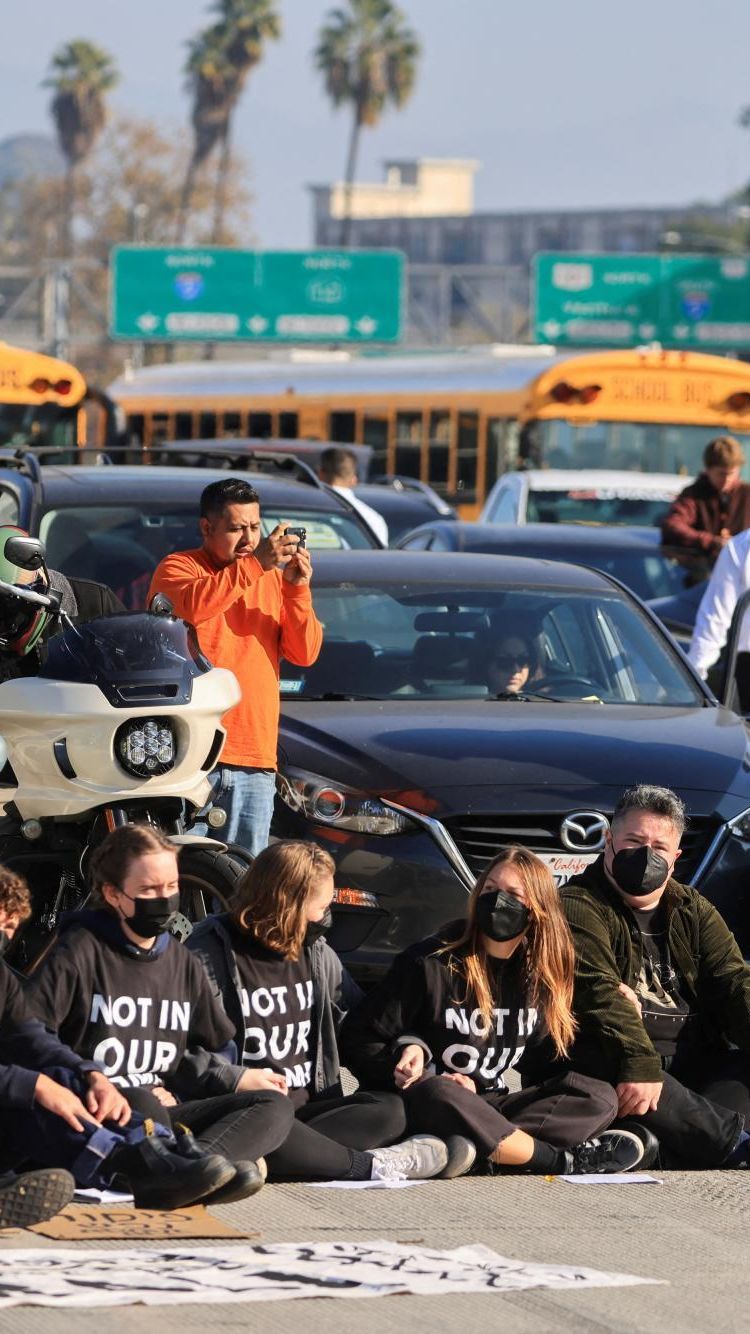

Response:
(124, 1086), (295, 1164)
(403, 1073), (618, 1159)
(630, 1049), (750, 1167)
(266, 1091), (407, 1181)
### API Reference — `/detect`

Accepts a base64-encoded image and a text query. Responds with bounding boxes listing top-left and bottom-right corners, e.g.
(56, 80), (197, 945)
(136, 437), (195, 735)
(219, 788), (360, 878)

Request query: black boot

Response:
(0, 1169), (75, 1230)
(171, 1125), (264, 1204)
(108, 1126), (237, 1210)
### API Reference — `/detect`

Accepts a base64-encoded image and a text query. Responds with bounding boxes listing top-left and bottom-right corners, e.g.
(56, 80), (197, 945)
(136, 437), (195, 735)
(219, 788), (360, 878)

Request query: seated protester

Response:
(0, 865), (240, 1217)
(188, 840), (454, 1182)
(340, 845), (656, 1176)
(24, 824), (296, 1203)
(547, 784), (750, 1170)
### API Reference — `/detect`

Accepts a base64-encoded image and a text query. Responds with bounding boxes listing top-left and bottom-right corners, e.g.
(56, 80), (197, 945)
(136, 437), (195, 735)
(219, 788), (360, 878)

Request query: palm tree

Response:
(315, 0), (420, 247)
(178, 0), (280, 244)
(44, 40), (118, 257)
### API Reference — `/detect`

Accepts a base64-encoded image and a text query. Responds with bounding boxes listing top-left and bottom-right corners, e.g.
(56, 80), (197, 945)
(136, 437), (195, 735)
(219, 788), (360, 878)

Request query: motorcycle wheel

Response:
(178, 845), (251, 922)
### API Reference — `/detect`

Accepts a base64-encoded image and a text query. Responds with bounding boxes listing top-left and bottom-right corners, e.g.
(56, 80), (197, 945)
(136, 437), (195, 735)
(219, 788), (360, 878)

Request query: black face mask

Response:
(0, 929), (10, 959)
(611, 845), (670, 897)
(123, 891), (180, 938)
(475, 889), (530, 942)
(305, 908), (333, 947)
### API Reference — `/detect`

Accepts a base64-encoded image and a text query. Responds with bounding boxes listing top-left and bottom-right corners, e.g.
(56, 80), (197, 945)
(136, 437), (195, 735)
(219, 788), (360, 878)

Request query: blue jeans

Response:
(205, 764), (276, 856)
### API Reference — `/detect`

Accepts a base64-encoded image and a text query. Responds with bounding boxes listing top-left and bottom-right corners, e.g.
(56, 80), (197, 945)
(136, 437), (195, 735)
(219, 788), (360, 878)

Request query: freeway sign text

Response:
(110, 247), (404, 343)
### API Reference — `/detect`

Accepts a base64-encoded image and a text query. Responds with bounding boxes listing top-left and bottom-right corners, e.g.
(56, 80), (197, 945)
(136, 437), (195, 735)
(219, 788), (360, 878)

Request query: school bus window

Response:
(279, 412), (298, 439)
(428, 410), (450, 485)
(128, 413), (145, 445)
(330, 411), (356, 443)
(363, 415), (389, 476)
(249, 413), (272, 438)
(456, 412), (478, 498)
(151, 413), (172, 444)
(175, 412), (193, 441)
(222, 411), (242, 437)
(199, 412), (217, 439)
(395, 411), (422, 478)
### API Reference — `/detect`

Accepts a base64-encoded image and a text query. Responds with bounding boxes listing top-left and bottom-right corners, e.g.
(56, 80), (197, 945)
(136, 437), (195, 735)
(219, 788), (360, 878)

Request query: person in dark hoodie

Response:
(25, 824), (296, 1202)
(188, 840), (462, 1182)
(0, 862), (241, 1220)
(340, 845), (657, 1177)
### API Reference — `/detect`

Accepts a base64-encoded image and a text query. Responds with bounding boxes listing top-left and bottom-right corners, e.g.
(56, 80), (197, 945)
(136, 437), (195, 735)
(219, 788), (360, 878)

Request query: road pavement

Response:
(0, 1167), (747, 1333)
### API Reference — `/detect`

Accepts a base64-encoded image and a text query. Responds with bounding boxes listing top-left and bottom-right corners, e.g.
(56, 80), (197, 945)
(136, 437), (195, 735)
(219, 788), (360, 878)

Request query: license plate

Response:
(538, 851), (598, 888)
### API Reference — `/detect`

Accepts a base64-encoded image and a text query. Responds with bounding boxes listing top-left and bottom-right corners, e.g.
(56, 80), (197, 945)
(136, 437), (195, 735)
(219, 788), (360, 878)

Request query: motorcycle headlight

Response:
(276, 768), (414, 835)
(115, 717), (176, 778)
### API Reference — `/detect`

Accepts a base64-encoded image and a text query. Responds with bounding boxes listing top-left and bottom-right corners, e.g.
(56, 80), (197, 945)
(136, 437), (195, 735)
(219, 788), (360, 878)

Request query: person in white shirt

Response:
(318, 448), (389, 547)
(688, 529), (750, 695)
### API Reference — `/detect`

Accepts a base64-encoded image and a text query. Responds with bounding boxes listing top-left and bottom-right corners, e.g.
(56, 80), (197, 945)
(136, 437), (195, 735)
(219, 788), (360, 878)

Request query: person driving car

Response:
(486, 634), (539, 696)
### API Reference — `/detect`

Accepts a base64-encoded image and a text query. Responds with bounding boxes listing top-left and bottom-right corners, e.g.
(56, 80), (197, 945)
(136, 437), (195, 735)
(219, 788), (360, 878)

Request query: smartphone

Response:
(285, 526), (307, 549)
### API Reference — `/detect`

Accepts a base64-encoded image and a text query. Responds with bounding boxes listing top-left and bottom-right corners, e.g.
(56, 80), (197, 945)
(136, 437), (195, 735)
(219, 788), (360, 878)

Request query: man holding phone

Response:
(148, 478), (322, 855)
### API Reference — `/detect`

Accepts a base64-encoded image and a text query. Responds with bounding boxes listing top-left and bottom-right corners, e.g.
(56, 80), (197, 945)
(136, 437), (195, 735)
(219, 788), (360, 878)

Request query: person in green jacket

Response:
(548, 783), (750, 1168)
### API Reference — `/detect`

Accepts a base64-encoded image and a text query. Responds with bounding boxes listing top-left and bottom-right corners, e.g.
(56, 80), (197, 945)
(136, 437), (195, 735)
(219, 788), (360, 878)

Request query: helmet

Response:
(0, 525), (50, 656)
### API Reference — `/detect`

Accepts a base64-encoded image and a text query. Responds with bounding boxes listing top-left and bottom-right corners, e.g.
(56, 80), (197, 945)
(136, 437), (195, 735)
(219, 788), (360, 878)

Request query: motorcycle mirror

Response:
(4, 535), (46, 571)
(149, 592), (175, 617)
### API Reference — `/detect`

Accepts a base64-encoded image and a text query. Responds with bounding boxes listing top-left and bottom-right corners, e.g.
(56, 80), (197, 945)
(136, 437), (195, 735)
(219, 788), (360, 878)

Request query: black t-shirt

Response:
(632, 903), (695, 1057)
(228, 922), (316, 1108)
(343, 931), (540, 1095)
(25, 914), (234, 1089)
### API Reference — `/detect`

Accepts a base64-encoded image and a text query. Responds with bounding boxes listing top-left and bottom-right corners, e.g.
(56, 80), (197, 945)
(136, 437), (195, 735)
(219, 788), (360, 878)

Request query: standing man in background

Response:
(318, 447), (389, 546)
(148, 478), (323, 855)
(662, 436), (750, 567)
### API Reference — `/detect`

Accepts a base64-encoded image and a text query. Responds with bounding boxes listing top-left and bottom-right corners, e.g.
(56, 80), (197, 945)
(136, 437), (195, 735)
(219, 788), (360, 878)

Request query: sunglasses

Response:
(492, 653), (530, 672)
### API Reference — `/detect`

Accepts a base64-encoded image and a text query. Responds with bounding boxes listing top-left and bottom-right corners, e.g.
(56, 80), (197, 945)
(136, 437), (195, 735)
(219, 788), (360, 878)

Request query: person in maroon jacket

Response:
(661, 436), (750, 569)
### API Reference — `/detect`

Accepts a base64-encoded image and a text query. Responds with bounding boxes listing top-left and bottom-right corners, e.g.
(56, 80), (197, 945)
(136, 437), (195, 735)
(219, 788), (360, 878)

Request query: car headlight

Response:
(276, 768), (414, 835)
(728, 807), (750, 842)
(115, 717), (176, 778)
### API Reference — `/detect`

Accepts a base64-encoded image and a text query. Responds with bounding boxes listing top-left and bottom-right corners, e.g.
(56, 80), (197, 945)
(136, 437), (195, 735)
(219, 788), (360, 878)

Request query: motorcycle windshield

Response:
(39, 613), (213, 708)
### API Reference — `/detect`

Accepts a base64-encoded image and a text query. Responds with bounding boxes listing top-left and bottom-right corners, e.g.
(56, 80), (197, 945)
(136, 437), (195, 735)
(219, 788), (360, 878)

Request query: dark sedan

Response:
(274, 551), (750, 981)
(0, 462), (381, 608)
(397, 520), (706, 605)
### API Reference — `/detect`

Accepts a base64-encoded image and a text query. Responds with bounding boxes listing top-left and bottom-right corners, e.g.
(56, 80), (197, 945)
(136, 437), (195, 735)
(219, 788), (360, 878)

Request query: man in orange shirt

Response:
(148, 478), (323, 855)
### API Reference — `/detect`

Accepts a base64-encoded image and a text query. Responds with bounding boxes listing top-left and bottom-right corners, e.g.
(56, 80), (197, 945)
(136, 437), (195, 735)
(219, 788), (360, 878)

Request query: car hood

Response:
(278, 699), (750, 817)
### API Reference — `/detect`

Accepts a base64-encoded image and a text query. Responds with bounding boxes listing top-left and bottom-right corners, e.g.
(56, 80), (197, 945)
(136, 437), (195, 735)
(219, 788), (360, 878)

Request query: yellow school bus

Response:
(0, 342), (119, 452)
(108, 346), (750, 515)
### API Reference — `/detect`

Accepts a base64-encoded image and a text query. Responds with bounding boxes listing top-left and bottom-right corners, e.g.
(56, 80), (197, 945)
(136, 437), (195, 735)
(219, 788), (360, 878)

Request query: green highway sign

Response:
(110, 246), (404, 343)
(534, 252), (750, 350)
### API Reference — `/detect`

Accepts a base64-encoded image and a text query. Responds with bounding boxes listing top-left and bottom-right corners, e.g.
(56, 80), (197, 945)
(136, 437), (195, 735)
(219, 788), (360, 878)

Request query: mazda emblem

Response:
(560, 811), (610, 852)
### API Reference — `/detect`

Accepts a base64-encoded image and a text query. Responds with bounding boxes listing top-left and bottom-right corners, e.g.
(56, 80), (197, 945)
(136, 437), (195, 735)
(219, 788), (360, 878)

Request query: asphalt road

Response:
(0, 1168), (747, 1333)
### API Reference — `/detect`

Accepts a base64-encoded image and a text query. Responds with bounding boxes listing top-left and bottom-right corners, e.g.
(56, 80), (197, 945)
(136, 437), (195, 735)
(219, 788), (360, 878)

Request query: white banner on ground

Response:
(0, 1240), (663, 1307)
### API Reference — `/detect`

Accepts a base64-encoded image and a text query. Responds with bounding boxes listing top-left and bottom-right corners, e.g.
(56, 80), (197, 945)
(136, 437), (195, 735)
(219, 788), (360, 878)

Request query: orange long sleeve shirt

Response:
(148, 548), (323, 769)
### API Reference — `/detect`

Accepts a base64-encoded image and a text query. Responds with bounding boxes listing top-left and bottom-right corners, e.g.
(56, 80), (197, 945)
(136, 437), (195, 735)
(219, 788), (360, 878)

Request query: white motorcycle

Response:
(0, 533), (246, 969)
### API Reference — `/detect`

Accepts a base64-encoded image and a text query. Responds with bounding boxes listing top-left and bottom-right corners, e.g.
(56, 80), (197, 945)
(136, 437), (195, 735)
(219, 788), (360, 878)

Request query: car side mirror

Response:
(4, 535), (45, 571)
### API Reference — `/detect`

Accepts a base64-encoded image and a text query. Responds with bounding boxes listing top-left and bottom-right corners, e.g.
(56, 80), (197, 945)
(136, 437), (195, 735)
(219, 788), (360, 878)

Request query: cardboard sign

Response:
(28, 1204), (256, 1242)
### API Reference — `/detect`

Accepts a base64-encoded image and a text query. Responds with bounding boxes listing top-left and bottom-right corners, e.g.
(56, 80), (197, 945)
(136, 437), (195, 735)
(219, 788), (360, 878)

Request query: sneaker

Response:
(439, 1135), (477, 1180)
(614, 1121), (660, 1170)
(0, 1168), (75, 1230)
(108, 1126), (237, 1210)
(200, 1160), (264, 1205)
(562, 1128), (648, 1175)
(370, 1134), (448, 1181)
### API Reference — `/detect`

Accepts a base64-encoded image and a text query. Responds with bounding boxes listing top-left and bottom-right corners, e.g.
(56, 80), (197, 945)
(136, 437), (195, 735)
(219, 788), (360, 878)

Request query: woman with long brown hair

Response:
(188, 839), (463, 1182)
(341, 845), (656, 1176)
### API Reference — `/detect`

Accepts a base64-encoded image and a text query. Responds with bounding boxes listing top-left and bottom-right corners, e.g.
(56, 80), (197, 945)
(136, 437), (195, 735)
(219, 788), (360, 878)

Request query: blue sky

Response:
(3, 0), (750, 246)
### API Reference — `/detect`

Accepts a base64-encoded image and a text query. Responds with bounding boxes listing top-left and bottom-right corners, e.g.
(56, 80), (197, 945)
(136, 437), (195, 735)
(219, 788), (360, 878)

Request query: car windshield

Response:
(39, 503), (376, 609)
(500, 543), (697, 602)
(526, 488), (675, 526)
(280, 583), (701, 706)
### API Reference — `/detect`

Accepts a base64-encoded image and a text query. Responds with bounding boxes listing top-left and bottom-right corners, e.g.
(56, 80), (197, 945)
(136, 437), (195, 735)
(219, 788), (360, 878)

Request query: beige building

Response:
(309, 158), (479, 226)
